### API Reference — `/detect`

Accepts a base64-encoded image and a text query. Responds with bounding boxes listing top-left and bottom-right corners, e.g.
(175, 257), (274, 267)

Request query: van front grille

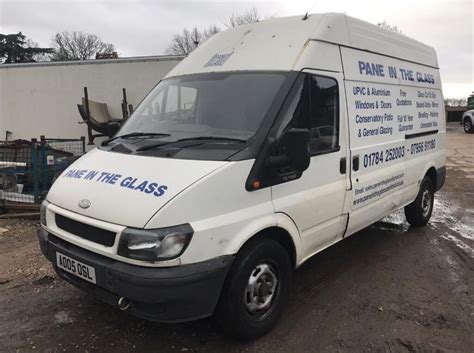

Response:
(55, 214), (116, 247)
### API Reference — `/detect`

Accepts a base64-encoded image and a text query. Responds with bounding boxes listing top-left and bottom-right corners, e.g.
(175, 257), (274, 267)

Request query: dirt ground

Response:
(0, 123), (472, 353)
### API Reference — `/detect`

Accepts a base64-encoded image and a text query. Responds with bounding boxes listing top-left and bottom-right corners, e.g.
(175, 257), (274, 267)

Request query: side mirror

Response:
(268, 128), (311, 172)
(284, 128), (311, 172)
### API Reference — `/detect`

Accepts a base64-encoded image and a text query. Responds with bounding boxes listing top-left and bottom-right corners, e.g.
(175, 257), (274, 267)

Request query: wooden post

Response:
(84, 87), (94, 145)
(122, 88), (129, 119)
(80, 136), (86, 154)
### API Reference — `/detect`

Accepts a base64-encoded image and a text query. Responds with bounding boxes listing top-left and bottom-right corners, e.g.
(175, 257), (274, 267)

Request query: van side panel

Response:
(340, 47), (445, 235)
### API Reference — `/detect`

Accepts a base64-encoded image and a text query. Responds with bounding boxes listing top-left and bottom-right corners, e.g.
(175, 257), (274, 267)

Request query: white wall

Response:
(0, 56), (183, 142)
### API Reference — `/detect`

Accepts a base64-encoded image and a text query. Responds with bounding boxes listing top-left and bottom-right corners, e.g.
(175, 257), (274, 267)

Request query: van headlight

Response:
(117, 224), (193, 261)
(40, 200), (49, 226)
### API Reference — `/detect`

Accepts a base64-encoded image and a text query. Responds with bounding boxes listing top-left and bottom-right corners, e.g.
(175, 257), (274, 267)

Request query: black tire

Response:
(404, 177), (435, 227)
(215, 237), (292, 340)
(464, 118), (473, 133)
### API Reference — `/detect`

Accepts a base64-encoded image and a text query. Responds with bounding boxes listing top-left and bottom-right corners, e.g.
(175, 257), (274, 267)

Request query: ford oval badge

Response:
(78, 199), (91, 209)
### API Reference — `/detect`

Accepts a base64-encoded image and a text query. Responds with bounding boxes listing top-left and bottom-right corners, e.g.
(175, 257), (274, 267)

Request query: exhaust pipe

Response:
(118, 297), (130, 311)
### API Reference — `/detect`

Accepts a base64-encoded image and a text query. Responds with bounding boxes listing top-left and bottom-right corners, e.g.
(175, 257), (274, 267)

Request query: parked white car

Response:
(38, 13), (446, 339)
(463, 110), (474, 133)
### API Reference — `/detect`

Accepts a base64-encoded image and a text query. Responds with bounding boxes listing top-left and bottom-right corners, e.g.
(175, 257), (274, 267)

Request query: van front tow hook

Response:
(118, 297), (131, 311)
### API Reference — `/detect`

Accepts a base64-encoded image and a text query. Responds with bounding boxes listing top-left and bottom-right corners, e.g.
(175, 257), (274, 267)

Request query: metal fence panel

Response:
(0, 137), (85, 204)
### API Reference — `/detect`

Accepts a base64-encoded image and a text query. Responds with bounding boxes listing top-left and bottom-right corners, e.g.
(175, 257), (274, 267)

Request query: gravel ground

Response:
(0, 123), (472, 352)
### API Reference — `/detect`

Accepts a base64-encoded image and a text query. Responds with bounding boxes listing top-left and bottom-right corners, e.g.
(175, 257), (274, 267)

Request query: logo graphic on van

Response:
(63, 169), (169, 198)
(204, 51), (234, 67)
(78, 199), (91, 209)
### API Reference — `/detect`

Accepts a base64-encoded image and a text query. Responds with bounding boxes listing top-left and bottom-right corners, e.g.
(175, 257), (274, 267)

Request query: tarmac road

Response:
(0, 122), (472, 352)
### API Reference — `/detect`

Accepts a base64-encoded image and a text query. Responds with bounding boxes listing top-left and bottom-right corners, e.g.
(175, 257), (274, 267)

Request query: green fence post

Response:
(40, 137), (47, 200)
(31, 138), (39, 203)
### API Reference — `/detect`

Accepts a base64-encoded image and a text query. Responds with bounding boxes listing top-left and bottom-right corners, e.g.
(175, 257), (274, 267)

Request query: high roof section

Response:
(166, 13), (438, 78)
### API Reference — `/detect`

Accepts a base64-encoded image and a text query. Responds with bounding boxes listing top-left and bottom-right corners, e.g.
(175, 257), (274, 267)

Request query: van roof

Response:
(166, 13), (438, 78)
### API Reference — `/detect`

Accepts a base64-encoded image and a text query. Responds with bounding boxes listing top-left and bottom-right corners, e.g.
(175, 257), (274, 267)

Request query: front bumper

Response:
(37, 228), (233, 323)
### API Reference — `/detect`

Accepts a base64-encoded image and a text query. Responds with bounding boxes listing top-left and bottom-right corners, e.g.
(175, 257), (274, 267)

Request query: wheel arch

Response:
(425, 166), (437, 189)
(230, 213), (301, 269)
(249, 226), (298, 269)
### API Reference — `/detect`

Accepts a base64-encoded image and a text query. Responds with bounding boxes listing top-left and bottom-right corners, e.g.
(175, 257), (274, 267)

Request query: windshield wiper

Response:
(136, 136), (246, 152)
(176, 136), (246, 143)
(101, 132), (171, 146)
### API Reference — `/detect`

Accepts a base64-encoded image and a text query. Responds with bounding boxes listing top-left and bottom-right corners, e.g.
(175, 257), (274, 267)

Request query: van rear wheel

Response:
(215, 237), (292, 340)
(404, 177), (434, 226)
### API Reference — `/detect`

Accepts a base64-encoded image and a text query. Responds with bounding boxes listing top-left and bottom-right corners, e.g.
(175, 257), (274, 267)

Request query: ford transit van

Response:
(38, 13), (446, 339)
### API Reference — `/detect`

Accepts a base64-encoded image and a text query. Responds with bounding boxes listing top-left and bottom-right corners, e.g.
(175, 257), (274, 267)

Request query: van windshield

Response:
(118, 72), (286, 142)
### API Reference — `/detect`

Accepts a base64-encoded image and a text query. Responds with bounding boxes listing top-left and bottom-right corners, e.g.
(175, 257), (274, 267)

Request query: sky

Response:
(0, 0), (472, 98)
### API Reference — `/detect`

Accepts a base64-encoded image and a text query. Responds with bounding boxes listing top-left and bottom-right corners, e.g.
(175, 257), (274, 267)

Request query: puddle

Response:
(431, 198), (474, 258)
(376, 210), (410, 232)
(439, 233), (474, 258)
(376, 196), (474, 258)
(382, 211), (407, 226)
(443, 251), (461, 284)
(429, 236), (468, 294)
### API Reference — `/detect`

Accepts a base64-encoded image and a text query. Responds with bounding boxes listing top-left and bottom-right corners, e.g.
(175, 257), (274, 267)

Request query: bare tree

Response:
(166, 8), (265, 55)
(377, 20), (403, 34)
(222, 8), (261, 28)
(444, 98), (467, 107)
(26, 38), (53, 62)
(166, 25), (220, 55)
(51, 31), (116, 61)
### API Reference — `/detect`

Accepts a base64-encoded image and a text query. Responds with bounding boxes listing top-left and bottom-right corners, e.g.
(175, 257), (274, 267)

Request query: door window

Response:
(308, 75), (339, 154)
(277, 73), (339, 155)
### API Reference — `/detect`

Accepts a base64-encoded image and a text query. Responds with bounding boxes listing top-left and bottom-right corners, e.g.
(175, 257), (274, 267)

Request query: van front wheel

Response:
(215, 237), (292, 340)
(404, 177), (434, 226)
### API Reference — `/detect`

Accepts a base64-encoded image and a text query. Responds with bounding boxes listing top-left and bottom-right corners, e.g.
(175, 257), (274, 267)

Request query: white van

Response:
(38, 13), (446, 339)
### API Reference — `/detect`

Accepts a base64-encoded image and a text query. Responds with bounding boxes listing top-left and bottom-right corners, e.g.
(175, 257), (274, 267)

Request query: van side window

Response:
(275, 74), (310, 137)
(276, 73), (339, 155)
(308, 75), (339, 153)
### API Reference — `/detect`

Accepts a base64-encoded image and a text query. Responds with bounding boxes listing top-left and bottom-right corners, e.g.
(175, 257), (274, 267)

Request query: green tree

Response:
(0, 32), (53, 63)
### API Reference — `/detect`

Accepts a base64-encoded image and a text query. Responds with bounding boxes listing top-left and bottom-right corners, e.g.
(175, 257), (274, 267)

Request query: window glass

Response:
(140, 90), (163, 117)
(180, 87), (197, 111)
(151, 90), (164, 115)
(165, 85), (179, 113)
(119, 72), (286, 141)
(277, 74), (339, 154)
(309, 76), (339, 152)
(276, 75), (309, 137)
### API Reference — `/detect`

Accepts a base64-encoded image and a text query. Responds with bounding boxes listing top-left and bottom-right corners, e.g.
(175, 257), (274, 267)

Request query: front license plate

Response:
(56, 252), (96, 284)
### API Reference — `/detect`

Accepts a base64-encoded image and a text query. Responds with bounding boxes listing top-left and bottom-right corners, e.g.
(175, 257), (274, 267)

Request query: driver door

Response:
(271, 70), (349, 262)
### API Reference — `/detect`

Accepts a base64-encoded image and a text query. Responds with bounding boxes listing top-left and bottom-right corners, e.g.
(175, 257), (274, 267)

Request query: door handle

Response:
(340, 157), (346, 174)
(352, 155), (360, 172)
